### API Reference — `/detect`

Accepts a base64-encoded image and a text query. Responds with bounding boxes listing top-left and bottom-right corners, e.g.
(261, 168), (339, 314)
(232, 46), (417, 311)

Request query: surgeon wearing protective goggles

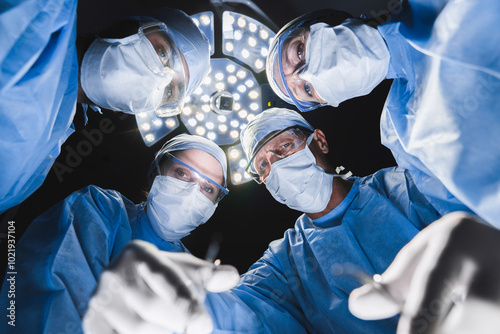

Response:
(0, 134), (229, 334)
(83, 108), (442, 334)
(0, 6), (210, 216)
(267, 1), (500, 231)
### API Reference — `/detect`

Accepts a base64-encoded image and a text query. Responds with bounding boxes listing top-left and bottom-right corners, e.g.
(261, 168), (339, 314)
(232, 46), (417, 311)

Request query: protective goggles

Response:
(268, 26), (325, 112)
(245, 127), (312, 183)
(159, 153), (229, 203)
(138, 22), (187, 117)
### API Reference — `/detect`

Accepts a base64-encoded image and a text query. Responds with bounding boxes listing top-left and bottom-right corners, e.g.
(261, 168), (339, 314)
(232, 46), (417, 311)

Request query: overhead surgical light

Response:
(190, 12), (215, 56)
(135, 111), (180, 147)
(227, 143), (253, 185)
(222, 11), (275, 73)
(181, 58), (261, 146)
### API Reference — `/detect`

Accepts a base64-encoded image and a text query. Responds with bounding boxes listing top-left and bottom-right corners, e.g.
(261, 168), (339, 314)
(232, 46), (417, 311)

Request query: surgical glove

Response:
(83, 240), (239, 334)
(348, 212), (500, 334)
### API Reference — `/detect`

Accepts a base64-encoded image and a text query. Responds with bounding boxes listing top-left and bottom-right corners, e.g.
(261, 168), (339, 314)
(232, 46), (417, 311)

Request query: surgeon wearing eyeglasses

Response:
(82, 108), (442, 334)
(0, 6), (210, 217)
(0, 134), (230, 334)
(267, 1), (500, 231)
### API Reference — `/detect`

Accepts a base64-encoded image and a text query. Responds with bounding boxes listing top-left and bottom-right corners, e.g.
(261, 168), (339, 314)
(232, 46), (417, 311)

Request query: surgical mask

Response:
(146, 176), (217, 241)
(81, 23), (187, 115)
(265, 134), (334, 213)
(299, 19), (390, 107)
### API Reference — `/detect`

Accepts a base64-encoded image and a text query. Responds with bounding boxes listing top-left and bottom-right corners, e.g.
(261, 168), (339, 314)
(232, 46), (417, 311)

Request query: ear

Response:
(313, 129), (329, 154)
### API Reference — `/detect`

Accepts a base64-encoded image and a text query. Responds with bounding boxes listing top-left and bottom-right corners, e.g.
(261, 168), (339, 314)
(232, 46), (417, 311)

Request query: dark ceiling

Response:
(0, 0), (396, 274)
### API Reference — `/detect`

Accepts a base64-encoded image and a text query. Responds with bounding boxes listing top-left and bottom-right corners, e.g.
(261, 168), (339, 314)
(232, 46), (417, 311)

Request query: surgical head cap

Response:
(240, 108), (315, 161)
(152, 134), (228, 187)
(266, 9), (352, 109)
(133, 8), (210, 97)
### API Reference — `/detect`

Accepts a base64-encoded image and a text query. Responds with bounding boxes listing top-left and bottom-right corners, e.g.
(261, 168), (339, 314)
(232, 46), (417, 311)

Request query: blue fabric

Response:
(209, 167), (440, 333)
(377, 0), (500, 227)
(0, 0), (79, 213)
(0, 185), (187, 333)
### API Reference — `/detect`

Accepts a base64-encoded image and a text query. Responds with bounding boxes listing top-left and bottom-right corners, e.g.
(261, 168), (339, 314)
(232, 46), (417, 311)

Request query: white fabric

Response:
(81, 33), (173, 113)
(146, 176), (216, 241)
(300, 19), (390, 107)
(265, 134), (334, 213)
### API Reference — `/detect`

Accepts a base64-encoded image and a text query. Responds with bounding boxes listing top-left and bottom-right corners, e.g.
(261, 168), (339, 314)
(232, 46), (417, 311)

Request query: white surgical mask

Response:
(146, 176), (217, 242)
(300, 19), (390, 107)
(80, 33), (173, 113)
(265, 134), (334, 213)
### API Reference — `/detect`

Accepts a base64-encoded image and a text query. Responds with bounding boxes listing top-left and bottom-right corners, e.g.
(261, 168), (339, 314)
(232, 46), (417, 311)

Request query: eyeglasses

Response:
(245, 127), (311, 183)
(138, 22), (188, 117)
(162, 153), (229, 203)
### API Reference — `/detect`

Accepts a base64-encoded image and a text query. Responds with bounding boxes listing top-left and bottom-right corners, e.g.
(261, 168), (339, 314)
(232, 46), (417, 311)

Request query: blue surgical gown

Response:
(377, 0), (500, 227)
(0, 185), (187, 334)
(0, 0), (78, 213)
(210, 167), (441, 333)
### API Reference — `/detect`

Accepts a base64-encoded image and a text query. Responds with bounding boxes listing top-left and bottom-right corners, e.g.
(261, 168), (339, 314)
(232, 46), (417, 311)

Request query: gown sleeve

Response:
(0, 0), (79, 213)
(0, 185), (135, 333)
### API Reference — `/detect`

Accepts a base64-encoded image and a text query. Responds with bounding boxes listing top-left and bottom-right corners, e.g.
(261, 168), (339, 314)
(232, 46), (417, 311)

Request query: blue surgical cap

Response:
(135, 8), (210, 97)
(152, 134), (228, 187)
(240, 107), (315, 162)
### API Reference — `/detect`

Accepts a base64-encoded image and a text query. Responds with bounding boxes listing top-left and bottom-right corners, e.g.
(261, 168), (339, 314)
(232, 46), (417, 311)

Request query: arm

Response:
(349, 212), (500, 334)
(0, 186), (132, 333)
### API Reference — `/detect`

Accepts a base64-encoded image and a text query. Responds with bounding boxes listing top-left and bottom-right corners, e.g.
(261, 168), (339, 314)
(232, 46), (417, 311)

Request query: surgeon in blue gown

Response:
(0, 134), (229, 333)
(83, 108), (442, 334)
(266, 0), (500, 228)
(0, 3), (210, 214)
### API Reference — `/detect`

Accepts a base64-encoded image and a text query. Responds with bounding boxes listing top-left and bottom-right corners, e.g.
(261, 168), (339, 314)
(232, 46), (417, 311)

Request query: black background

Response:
(0, 0), (396, 275)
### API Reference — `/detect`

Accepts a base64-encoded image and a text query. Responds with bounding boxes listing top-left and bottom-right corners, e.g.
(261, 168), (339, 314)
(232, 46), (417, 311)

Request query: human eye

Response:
(304, 82), (313, 97)
(175, 167), (189, 180)
(258, 159), (268, 174)
(297, 43), (304, 62)
(202, 184), (214, 194)
(165, 84), (173, 100)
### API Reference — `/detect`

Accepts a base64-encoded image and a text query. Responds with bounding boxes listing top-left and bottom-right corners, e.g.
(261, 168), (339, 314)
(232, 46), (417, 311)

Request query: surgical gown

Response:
(0, 0), (78, 213)
(210, 167), (441, 333)
(377, 0), (500, 227)
(0, 185), (187, 334)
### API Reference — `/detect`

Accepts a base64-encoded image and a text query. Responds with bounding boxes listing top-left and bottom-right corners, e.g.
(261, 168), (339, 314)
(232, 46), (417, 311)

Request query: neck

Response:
(306, 176), (353, 221)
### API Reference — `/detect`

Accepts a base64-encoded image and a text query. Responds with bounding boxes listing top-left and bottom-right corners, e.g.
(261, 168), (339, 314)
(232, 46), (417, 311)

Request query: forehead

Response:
(173, 149), (223, 185)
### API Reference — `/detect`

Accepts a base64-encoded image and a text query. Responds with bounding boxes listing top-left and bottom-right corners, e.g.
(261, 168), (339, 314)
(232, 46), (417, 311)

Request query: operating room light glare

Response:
(192, 18), (200, 26)
(196, 126), (206, 136)
(138, 112), (147, 118)
(202, 104), (211, 113)
(260, 47), (269, 57)
(228, 75), (237, 84)
(201, 94), (210, 102)
(215, 72), (224, 81)
(241, 49), (250, 58)
(165, 119), (176, 128)
(237, 70), (246, 79)
(238, 110), (248, 118)
(195, 87), (203, 95)
(208, 132), (216, 140)
(203, 76), (212, 85)
(230, 130), (239, 138)
(238, 85), (246, 93)
(196, 112), (205, 121)
(219, 124), (228, 132)
(234, 30), (242, 40)
(226, 64), (235, 73)
(206, 122), (215, 130)
(233, 172), (242, 183)
(152, 119), (162, 127)
(255, 59), (264, 70)
(249, 90), (259, 99)
(145, 134), (155, 142)
(239, 159), (247, 168)
(237, 17), (246, 28)
(200, 15), (211, 25)
(247, 114), (256, 122)
(225, 42), (234, 52)
(234, 103), (241, 111)
(215, 82), (225, 91)
(230, 120), (239, 128)
(245, 80), (254, 88)
(218, 115), (227, 122)
(230, 149), (240, 159)
(188, 118), (197, 127)
(250, 103), (259, 111)
(260, 29), (269, 40)
(141, 123), (150, 131)
(248, 37), (257, 47)
(249, 22), (257, 32)
(182, 107), (192, 115)
(233, 93), (240, 101)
